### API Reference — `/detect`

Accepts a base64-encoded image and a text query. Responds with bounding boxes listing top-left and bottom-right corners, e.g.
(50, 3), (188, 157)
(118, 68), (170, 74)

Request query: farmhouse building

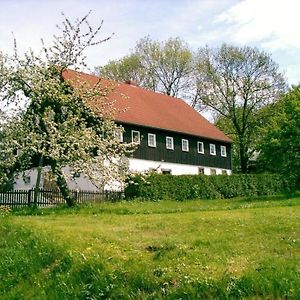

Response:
(64, 70), (232, 176)
(14, 70), (232, 191)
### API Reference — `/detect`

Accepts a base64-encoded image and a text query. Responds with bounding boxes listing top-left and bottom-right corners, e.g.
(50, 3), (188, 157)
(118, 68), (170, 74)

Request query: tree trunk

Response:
(33, 155), (43, 207)
(50, 161), (76, 207)
(239, 143), (248, 173)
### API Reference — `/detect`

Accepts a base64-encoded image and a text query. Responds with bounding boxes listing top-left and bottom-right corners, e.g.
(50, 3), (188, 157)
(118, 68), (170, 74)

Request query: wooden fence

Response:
(0, 189), (123, 208)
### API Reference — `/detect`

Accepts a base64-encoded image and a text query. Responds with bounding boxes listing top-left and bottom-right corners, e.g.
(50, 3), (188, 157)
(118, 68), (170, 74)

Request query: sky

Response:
(0, 0), (299, 86)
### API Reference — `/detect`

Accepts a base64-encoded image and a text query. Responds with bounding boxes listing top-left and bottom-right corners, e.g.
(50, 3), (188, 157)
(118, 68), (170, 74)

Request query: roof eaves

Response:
(116, 120), (232, 143)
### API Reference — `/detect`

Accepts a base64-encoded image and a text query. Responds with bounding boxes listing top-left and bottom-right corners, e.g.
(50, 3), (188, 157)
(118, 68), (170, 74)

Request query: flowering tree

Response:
(0, 13), (135, 206)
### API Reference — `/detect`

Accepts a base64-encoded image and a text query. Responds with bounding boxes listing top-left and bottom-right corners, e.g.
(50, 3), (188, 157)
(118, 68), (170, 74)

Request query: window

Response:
(197, 142), (204, 154)
(132, 130), (140, 144)
(148, 133), (156, 147)
(162, 169), (172, 175)
(73, 172), (81, 178)
(210, 143), (216, 155)
(220, 145), (227, 157)
(210, 168), (217, 175)
(198, 167), (205, 174)
(23, 176), (31, 185)
(182, 139), (189, 152)
(114, 129), (123, 142)
(166, 136), (174, 150)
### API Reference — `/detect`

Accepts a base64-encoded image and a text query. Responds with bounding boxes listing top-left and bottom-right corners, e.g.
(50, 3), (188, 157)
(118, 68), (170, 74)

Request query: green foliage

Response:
(125, 173), (295, 200)
(96, 54), (147, 88)
(0, 172), (14, 192)
(215, 105), (271, 173)
(259, 85), (300, 187)
(195, 44), (286, 173)
(97, 36), (194, 98)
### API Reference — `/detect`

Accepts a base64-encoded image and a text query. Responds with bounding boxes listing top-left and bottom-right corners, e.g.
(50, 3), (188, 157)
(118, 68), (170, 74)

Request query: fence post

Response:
(28, 189), (32, 207)
(75, 189), (79, 203)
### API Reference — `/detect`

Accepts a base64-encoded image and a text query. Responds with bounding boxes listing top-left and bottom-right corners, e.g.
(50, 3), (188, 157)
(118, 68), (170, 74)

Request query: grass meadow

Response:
(1, 195), (299, 299)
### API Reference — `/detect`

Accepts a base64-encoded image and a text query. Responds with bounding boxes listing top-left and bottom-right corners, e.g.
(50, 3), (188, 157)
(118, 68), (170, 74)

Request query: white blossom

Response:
(0, 13), (136, 206)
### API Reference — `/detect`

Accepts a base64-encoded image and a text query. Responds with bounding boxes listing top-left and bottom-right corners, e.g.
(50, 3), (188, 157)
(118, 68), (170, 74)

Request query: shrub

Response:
(124, 173), (296, 200)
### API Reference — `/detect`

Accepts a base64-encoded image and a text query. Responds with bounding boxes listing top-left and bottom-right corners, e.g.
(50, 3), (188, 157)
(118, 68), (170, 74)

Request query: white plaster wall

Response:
(14, 169), (41, 190)
(128, 158), (232, 176)
(14, 167), (100, 191)
(14, 159), (231, 191)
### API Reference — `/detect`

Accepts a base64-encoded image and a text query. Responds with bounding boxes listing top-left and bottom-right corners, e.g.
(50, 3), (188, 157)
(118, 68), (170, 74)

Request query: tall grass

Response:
(1, 195), (299, 299)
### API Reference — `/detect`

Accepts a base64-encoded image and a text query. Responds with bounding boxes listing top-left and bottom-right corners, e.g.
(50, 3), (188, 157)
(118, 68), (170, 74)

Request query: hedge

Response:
(124, 173), (296, 200)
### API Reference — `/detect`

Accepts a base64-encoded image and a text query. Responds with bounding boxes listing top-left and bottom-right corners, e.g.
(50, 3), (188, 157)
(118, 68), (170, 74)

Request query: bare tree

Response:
(96, 37), (196, 101)
(194, 44), (286, 172)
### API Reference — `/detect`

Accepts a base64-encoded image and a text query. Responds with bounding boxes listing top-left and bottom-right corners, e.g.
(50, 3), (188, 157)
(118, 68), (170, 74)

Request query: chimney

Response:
(125, 80), (138, 86)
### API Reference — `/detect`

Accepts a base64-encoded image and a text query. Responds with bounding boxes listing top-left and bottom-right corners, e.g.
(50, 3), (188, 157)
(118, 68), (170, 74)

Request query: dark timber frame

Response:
(119, 123), (232, 170)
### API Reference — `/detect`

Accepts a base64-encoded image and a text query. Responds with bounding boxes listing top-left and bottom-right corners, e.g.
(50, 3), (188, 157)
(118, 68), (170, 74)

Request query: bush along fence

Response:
(0, 189), (122, 208)
(125, 173), (297, 200)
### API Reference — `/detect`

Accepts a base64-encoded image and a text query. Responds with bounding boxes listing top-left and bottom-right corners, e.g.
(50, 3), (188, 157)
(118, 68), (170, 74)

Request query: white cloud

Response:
(0, 0), (298, 84)
(214, 0), (300, 50)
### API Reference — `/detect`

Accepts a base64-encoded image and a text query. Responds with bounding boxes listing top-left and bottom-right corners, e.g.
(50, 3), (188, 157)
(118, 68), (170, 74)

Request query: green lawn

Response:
(1, 196), (299, 299)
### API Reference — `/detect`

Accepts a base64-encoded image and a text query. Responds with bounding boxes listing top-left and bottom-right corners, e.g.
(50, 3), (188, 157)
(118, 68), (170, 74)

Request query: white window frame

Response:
(210, 168), (217, 175)
(132, 130), (140, 144)
(114, 129), (123, 142)
(161, 169), (172, 175)
(198, 167), (205, 174)
(210, 143), (216, 155)
(148, 133), (156, 147)
(197, 141), (204, 154)
(166, 136), (174, 150)
(220, 145), (227, 157)
(182, 139), (189, 152)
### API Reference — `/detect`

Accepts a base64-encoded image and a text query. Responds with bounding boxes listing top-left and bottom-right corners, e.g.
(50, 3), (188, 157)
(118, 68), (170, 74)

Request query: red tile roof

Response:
(63, 70), (232, 143)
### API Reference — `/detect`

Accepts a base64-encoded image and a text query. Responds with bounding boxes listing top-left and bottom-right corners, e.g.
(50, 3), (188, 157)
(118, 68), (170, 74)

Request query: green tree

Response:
(0, 13), (134, 206)
(97, 37), (196, 100)
(258, 86), (300, 185)
(95, 54), (148, 88)
(215, 105), (273, 172)
(195, 44), (286, 173)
